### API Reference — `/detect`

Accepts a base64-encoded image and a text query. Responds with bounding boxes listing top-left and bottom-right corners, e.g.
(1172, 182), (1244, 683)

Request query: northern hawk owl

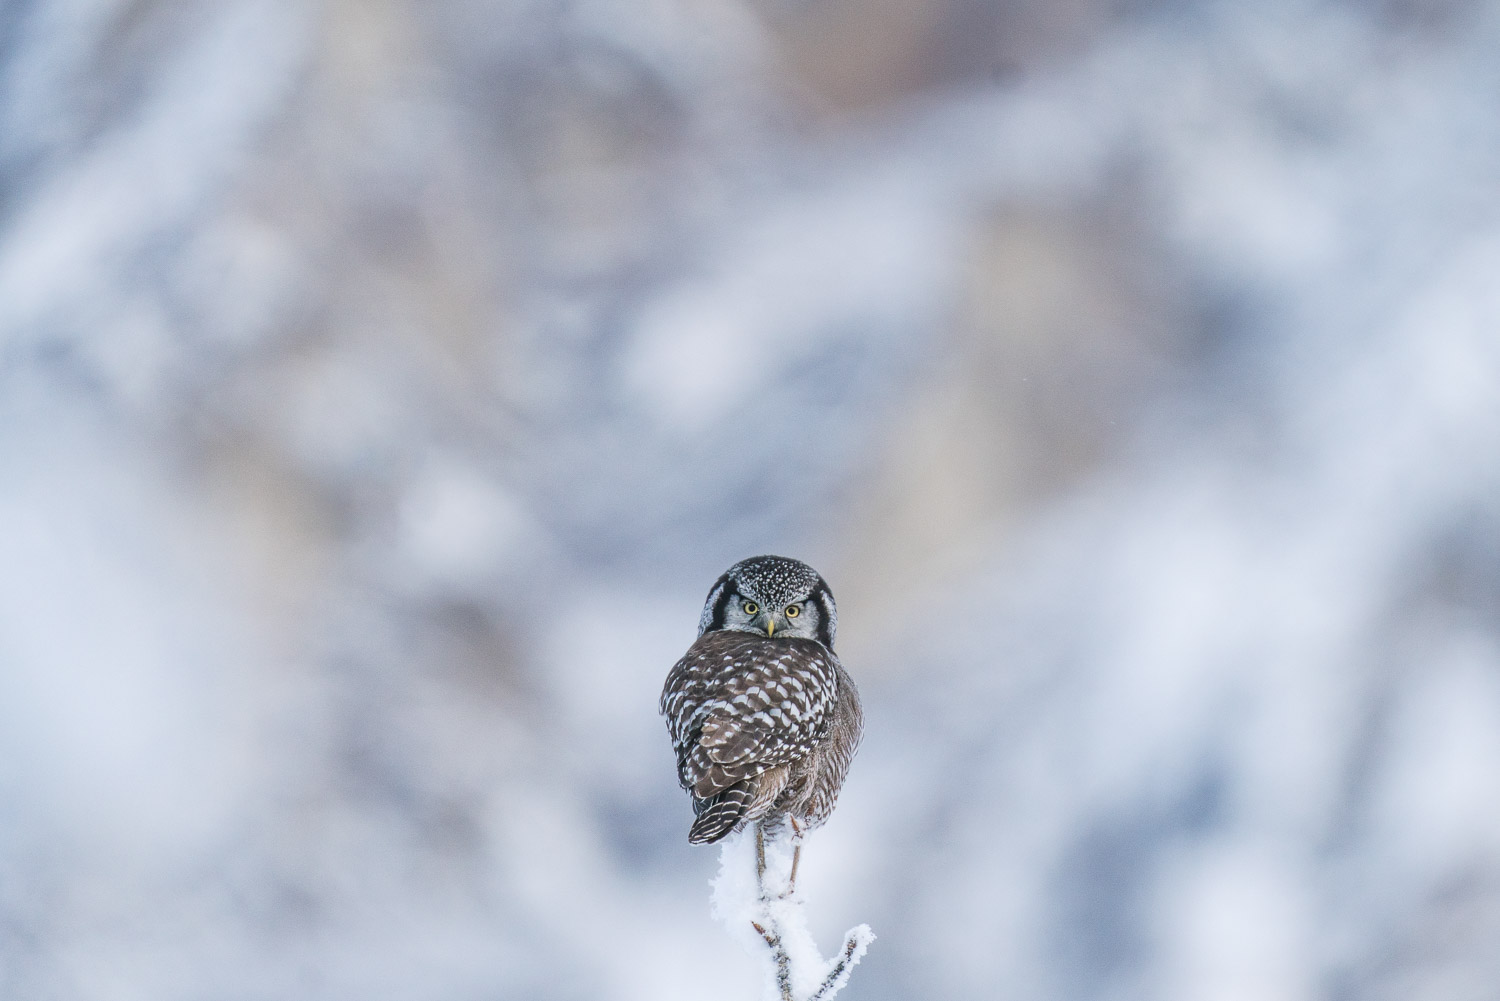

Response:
(660, 555), (863, 844)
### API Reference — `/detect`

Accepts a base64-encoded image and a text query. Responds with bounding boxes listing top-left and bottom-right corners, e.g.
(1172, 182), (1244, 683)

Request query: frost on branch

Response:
(711, 825), (874, 1001)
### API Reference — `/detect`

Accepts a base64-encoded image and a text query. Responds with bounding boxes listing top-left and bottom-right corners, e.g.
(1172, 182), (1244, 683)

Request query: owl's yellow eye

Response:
(742, 600), (759, 615)
(785, 604), (801, 618)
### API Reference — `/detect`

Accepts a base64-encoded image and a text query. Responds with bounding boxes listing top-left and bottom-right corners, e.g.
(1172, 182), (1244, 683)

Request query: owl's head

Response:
(697, 555), (837, 649)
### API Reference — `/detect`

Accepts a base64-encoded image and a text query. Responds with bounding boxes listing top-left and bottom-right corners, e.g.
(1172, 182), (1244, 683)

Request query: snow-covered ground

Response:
(2, 1), (1499, 998)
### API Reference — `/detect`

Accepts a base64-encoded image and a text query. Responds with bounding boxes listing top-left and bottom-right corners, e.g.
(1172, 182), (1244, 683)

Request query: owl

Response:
(660, 555), (863, 846)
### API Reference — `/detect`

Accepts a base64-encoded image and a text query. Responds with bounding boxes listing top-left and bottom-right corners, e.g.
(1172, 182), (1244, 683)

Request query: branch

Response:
(750, 921), (794, 1001)
(808, 924), (875, 1001)
(711, 825), (874, 1001)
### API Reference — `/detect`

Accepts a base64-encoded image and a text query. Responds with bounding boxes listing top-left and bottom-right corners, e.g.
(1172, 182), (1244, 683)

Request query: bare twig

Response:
(756, 826), (769, 898)
(750, 921), (795, 1001)
(807, 926), (875, 1001)
(784, 818), (803, 899)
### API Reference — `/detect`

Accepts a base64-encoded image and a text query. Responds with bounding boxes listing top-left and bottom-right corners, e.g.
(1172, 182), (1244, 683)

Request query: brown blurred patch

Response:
(833, 194), (1186, 663)
(752, 0), (1117, 115)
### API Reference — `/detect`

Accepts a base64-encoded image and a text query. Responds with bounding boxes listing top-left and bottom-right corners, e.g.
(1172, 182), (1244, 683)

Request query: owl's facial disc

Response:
(698, 555), (838, 649)
(727, 592), (815, 641)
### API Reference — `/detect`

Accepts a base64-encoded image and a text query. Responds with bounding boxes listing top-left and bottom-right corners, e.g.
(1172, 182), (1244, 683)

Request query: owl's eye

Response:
(785, 604), (801, 618)
(742, 600), (759, 616)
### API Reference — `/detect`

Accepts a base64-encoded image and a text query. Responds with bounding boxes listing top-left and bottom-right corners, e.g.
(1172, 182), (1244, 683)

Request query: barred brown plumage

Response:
(660, 555), (863, 845)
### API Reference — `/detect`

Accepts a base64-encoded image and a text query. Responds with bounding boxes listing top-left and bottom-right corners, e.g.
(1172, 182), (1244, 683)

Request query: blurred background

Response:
(3, 0), (1500, 998)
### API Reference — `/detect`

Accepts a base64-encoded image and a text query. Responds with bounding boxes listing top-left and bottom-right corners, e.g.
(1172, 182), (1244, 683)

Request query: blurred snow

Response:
(2, 0), (1500, 999)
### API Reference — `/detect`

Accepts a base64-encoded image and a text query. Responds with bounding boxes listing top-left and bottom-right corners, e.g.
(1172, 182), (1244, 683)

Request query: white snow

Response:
(710, 830), (873, 1001)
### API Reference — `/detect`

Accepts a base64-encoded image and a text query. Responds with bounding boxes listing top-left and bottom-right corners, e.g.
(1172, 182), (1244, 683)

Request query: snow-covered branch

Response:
(711, 826), (874, 1001)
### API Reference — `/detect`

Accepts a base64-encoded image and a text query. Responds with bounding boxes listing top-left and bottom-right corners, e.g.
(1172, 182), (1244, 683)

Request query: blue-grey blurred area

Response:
(3, 0), (1500, 998)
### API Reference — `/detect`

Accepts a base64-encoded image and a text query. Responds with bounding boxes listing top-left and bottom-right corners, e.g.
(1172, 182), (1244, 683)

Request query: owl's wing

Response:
(661, 633), (840, 800)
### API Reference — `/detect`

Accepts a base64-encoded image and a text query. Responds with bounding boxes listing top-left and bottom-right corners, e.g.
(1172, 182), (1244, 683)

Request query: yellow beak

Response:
(766, 620), (775, 637)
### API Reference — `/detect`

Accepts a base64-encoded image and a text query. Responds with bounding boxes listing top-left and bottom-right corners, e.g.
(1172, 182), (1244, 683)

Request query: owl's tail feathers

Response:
(689, 782), (753, 844)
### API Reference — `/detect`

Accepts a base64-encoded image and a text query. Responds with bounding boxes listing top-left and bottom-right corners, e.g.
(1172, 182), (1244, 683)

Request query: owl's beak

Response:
(766, 619), (775, 637)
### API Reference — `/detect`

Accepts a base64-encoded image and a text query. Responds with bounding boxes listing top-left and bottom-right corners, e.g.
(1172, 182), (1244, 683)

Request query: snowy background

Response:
(3, 0), (1500, 998)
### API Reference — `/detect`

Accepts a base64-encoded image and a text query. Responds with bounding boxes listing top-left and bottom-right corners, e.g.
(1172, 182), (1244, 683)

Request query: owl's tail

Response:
(688, 782), (753, 844)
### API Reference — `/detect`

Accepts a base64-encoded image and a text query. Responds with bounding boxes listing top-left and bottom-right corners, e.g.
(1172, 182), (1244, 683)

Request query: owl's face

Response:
(697, 555), (837, 650)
